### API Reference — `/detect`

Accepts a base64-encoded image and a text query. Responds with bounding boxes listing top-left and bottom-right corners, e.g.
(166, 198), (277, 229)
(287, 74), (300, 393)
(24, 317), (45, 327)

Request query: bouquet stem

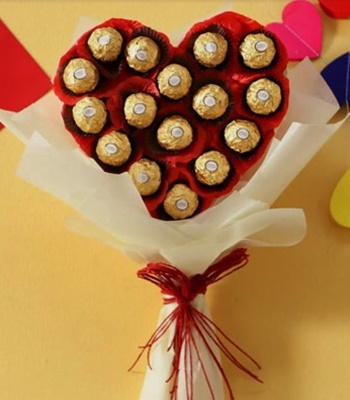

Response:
(131, 249), (262, 400)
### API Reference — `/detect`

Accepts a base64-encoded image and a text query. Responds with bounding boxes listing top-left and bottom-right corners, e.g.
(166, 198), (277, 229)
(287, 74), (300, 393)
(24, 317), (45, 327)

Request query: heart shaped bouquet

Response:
(0, 10), (343, 400)
(53, 12), (289, 221)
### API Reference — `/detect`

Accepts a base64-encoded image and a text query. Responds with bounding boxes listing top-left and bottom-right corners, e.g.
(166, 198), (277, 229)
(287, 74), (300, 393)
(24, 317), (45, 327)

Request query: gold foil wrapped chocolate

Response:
(72, 97), (107, 134)
(87, 27), (123, 62)
(193, 84), (229, 120)
(239, 33), (276, 69)
(224, 120), (261, 153)
(163, 183), (199, 220)
(194, 150), (230, 186)
(96, 131), (132, 166)
(193, 32), (228, 68)
(124, 93), (157, 128)
(125, 36), (160, 73)
(157, 115), (193, 150)
(246, 78), (282, 115)
(129, 158), (162, 196)
(63, 58), (99, 94)
(157, 64), (192, 100)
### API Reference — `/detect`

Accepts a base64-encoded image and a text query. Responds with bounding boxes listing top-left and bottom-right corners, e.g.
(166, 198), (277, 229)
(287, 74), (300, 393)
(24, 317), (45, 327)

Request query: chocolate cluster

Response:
(54, 12), (289, 220)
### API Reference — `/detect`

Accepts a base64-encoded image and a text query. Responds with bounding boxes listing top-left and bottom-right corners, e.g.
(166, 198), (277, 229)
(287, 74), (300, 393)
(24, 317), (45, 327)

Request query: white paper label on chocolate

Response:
(204, 96), (216, 107)
(205, 160), (218, 172)
(257, 90), (270, 101)
(169, 75), (181, 87)
(98, 35), (111, 46)
(134, 103), (146, 115)
(105, 143), (118, 155)
(83, 106), (96, 118)
(205, 42), (218, 53)
(237, 128), (250, 140)
(136, 50), (148, 61)
(255, 41), (268, 52)
(74, 68), (87, 80)
(176, 199), (189, 211)
(137, 172), (149, 184)
(171, 127), (184, 138)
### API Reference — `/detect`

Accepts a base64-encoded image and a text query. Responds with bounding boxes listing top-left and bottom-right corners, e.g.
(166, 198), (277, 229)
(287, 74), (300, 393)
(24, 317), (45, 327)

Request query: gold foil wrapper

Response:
(239, 33), (276, 69)
(87, 27), (123, 62)
(125, 36), (160, 73)
(63, 58), (99, 94)
(194, 150), (230, 186)
(124, 93), (157, 128)
(224, 120), (261, 153)
(193, 32), (228, 68)
(157, 115), (193, 150)
(163, 183), (199, 220)
(72, 97), (107, 134)
(193, 84), (229, 120)
(96, 131), (132, 166)
(246, 78), (282, 115)
(129, 158), (162, 196)
(157, 64), (192, 100)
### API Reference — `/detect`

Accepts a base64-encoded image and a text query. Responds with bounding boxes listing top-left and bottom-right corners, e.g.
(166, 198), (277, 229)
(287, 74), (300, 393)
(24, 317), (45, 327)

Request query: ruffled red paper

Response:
(0, 19), (51, 129)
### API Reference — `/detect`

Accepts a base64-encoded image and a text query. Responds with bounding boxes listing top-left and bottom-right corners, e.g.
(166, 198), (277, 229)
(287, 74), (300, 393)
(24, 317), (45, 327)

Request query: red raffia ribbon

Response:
(130, 248), (262, 400)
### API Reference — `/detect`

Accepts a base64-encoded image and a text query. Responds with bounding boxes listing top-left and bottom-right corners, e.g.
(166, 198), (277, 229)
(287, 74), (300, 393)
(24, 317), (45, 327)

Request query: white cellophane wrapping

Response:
(0, 10), (346, 396)
(0, 59), (343, 274)
(139, 295), (225, 400)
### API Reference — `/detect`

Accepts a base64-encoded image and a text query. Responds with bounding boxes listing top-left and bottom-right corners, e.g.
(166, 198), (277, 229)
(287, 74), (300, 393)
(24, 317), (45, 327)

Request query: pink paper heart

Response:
(267, 0), (322, 61)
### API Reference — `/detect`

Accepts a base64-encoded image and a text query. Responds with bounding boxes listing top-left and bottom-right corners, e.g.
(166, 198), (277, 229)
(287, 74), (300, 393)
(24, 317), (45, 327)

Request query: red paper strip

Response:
(0, 19), (52, 129)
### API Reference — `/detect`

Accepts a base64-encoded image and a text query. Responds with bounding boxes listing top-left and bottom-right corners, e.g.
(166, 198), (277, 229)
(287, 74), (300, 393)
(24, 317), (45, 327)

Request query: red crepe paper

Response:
(0, 19), (51, 129)
(130, 248), (261, 400)
(53, 12), (289, 219)
(267, 0), (323, 61)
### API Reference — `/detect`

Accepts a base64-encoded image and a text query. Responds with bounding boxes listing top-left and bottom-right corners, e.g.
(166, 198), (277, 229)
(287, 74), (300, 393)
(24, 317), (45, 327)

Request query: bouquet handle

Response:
(131, 249), (262, 400)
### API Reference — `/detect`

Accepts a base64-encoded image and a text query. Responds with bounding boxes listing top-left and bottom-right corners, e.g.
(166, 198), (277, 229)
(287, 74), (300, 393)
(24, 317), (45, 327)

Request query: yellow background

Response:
(1, 1), (350, 399)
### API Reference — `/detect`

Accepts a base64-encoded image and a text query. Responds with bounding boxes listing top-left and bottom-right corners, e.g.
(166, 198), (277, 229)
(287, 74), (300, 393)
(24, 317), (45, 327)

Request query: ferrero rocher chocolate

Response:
(193, 32), (228, 68)
(157, 115), (193, 150)
(193, 84), (229, 120)
(163, 183), (199, 220)
(129, 158), (162, 196)
(157, 64), (192, 100)
(125, 36), (160, 73)
(124, 93), (157, 128)
(239, 33), (276, 69)
(194, 150), (230, 186)
(63, 58), (99, 94)
(246, 78), (282, 115)
(72, 97), (107, 134)
(224, 120), (261, 153)
(96, 131), (132, 166)
(87, 27), (123, 62)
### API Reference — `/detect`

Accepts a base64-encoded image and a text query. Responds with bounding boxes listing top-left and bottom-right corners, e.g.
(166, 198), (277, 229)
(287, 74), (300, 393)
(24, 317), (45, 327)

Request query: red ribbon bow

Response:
(130, 248), (262, 400)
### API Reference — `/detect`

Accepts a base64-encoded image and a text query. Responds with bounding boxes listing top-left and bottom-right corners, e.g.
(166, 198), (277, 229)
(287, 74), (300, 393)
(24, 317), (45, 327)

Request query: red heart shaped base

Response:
(54, 12), (289, 220)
